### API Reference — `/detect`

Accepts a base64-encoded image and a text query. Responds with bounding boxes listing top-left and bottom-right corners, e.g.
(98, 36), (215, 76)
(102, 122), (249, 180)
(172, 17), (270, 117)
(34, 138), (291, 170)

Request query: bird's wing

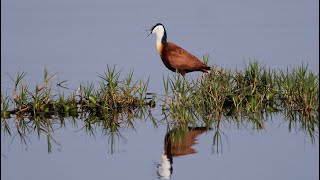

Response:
(164, 127), (207, 157)
(163, 42), (207, 71)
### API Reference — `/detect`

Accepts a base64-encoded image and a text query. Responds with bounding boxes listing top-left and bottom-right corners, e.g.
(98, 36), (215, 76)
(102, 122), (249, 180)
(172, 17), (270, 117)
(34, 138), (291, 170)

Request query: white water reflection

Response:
(157, 127), (208, 179)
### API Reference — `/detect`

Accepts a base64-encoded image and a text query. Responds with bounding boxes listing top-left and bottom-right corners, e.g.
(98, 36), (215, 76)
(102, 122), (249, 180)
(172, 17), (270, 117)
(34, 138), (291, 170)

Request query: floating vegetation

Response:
(161, 60), (318, 138)
(1, 66), (154, 153)
(1, 60), (319, 153)
(1, 66), (154, 118)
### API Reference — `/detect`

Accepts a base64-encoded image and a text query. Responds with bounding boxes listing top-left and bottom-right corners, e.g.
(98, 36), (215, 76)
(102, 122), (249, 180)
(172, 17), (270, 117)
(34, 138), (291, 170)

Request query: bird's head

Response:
(147, 23), (167, 43)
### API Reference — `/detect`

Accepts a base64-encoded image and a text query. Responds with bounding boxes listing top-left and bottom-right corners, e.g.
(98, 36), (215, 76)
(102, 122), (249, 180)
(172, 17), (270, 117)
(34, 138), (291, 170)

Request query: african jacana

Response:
(157, 127), (209, 179)
(147, 23), (211, 76)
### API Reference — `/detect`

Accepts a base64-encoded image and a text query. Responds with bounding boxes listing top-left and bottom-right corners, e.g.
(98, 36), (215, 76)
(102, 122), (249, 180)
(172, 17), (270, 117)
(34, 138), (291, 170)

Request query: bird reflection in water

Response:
(157, 127), (209, 179)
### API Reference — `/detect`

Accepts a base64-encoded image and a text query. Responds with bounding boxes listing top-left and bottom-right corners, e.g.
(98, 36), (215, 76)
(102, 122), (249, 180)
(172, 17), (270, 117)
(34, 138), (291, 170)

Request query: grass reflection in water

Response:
(1, 60), (319, 154)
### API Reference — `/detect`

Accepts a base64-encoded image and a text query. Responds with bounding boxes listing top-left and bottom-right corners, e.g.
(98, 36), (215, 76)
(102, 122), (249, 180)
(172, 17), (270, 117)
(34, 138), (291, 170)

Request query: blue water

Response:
(1, 114), (318, 180)
(1, 0), (319, 179)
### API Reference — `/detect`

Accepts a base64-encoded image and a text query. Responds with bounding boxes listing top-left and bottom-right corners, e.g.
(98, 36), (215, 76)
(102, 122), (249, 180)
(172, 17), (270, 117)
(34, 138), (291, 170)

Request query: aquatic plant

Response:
(1, 60), (319, 153)
(1, 66), (154, 153)
(161, 60), (318, 134)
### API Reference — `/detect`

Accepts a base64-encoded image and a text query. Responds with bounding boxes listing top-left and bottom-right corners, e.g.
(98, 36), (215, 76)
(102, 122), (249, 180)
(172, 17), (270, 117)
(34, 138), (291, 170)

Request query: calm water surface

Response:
(1, 0), (319, 180)
(1, 113), (318, 180)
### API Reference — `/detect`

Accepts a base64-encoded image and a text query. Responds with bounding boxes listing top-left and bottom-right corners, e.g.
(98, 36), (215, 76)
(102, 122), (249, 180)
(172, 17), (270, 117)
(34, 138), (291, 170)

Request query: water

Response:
(1, 114), (318, 180)
(1, 0), (319, 180)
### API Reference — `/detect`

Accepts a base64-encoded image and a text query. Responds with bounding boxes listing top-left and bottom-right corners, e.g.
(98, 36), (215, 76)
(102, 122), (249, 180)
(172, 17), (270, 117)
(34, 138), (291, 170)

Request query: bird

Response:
(157, 127), (209, 179)
(147, 23), (211, 76)
(163, 126), (207, 157)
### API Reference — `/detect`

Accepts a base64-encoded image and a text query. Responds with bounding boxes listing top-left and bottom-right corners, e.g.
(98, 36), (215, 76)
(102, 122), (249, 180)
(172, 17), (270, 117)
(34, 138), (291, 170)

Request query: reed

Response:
(1, 60), (319, 153)
(161, 60), (318, 131)
(1, 66), (154, 153)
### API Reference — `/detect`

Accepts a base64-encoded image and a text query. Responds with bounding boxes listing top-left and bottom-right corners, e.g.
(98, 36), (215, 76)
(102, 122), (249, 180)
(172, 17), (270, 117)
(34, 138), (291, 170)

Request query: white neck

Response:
(156, 35), (162, 46)
(152, 25), (165, 45)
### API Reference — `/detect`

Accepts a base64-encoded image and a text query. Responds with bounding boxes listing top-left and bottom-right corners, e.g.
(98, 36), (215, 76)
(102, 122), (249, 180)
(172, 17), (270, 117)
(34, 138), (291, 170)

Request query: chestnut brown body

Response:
(164, 127), (207, 157)
(149, 23), (211, 76)
(158, 42), (210, 76)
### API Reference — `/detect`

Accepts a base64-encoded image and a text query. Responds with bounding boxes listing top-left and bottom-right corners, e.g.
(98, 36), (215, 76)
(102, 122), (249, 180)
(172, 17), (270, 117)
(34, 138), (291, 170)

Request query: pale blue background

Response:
(1, 0), (319, 179)
(2, 0), (318, 91)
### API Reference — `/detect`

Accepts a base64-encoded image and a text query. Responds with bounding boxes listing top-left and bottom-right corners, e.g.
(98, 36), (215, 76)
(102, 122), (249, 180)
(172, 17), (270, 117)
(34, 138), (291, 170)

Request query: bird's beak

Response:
(146, 29), (152, 38)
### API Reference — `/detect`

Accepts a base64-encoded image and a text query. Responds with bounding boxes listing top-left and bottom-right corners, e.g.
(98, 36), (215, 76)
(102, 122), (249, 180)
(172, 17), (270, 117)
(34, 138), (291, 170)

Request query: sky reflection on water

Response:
(1, 108), (319, 180)
(1, 0), (319, 180)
